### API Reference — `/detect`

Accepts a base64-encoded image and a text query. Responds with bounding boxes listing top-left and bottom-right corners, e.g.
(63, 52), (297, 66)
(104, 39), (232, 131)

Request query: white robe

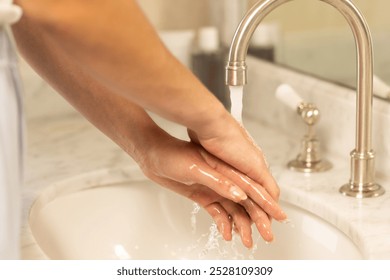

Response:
(0, 0), (23, 260)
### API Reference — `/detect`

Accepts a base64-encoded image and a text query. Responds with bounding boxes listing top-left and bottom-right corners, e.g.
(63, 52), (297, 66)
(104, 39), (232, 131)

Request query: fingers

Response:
(194, 117), (281, 202)
(206, 198), (275, 247)
(204, 202), (232, 242)
(204, 196), (276, 245)
(220, 200), (253, 248)
(198, 148), (286, 222)
(147, 139), (249, 203)
(205, 201), (255, 249)
(144, 173), (254, 248)
(223, 121), (281, 202)
(151, 173), (267, 248)
(142, 135), (285, 248)
(255, 168), (280, 202)
(206, 200), (275, 248)
(235, 171), (286, 221)
(240, 198), (273, 242)
(186, 162), (248, 203)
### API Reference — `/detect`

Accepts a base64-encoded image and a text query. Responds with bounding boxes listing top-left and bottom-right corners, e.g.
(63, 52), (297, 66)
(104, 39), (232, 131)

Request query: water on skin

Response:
(189, 203), (260, 259)
(185, 86), (290, 258)
(229, 85), (289, 221)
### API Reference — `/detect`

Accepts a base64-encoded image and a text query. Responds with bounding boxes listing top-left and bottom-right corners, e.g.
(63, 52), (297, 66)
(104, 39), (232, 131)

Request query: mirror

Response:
(137, 0), (390, 101)
(256, 0), (390, 101)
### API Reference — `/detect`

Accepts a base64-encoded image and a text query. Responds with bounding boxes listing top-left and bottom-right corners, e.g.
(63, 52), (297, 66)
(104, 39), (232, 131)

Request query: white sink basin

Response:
(29, 167), (363, 259)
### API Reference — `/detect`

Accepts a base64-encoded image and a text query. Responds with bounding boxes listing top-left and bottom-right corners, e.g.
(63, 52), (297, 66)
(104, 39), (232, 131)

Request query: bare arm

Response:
(13, 0), (281, 199)
(11, 0), (286, 244)
(13, 0), (223, 132)
(10, 25), (284, 246)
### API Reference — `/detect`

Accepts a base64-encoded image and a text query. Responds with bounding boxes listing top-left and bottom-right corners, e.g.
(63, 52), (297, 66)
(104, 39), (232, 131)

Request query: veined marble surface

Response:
(20, 58), (390, 260)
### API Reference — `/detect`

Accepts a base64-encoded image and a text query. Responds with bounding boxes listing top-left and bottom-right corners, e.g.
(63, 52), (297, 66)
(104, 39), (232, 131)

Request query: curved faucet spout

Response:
(226, 0), (385, 198)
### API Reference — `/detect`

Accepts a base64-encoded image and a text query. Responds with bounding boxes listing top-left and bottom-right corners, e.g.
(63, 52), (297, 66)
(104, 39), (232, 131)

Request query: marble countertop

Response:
(20, 92), (390, 259)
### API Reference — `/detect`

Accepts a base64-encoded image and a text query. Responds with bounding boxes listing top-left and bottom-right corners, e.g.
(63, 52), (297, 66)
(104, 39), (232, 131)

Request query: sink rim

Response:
(28, 166), (364, 260)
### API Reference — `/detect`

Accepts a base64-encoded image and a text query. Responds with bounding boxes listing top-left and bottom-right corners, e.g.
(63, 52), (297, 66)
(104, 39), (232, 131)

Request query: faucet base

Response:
(340, 150), (385, 198)
(339, 183), (385, 198)
(288, 159), (332, 173)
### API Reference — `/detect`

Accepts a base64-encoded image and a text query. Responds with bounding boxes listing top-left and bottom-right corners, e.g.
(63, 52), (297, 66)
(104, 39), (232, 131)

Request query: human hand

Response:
(188, 111), (281, 202)
(137, 129), (286, 248)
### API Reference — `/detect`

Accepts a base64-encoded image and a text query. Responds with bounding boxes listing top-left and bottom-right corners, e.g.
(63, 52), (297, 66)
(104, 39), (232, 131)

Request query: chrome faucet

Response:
(226, 0), (385, 198)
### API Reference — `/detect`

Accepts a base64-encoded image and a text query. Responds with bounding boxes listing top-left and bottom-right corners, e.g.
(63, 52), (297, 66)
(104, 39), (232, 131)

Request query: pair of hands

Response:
(138, 117), (286, 249)
(11, 0), (285, 251)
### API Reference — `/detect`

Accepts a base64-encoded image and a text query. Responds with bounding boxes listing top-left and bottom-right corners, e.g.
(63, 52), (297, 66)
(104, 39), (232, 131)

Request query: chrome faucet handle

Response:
(276, 84), (332, 173)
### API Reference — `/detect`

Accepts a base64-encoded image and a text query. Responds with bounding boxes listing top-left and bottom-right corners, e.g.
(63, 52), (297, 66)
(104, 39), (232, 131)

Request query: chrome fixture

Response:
(276, 84), (332, 173)
(226, 0), (385, 198)
(289, 102), (332, 173)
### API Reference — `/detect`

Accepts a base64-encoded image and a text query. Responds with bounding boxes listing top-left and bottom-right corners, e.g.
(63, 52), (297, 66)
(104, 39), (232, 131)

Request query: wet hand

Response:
(137, 132), (286, 248)
(188, 112), (281, 202)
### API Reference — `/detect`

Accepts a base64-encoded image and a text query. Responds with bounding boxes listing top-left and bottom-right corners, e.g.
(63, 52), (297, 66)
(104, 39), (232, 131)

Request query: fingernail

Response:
(280, 218), (291, 224)
(242, 233), (253, 249)
(279, 210), (288, 220)
(259, 224), (274, 243)
(265, 238), (274, 245)
(229, 185), (247, 201)
(263, 230), (275, 245)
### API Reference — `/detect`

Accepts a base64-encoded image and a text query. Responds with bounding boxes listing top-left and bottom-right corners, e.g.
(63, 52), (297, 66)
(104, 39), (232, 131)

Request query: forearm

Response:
(13, 0), (227, 133)
(11, 15), (163, 164)
(12, 0), (281, 204)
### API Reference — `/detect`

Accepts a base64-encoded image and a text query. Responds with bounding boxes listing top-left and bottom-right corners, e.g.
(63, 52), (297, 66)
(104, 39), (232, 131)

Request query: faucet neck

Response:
(226, 0), (384, 197)
(226, 0), (373, 153)
(227, 0), (289, 67)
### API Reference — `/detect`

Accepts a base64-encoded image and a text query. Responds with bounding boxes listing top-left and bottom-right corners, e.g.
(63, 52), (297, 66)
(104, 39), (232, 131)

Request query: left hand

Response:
(136, 130), (286, 248)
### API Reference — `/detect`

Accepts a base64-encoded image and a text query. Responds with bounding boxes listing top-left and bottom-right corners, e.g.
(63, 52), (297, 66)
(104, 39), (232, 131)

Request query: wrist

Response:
(190, 103), (237, 142)
(186, 98), (232, 138)
(120, 118), (174, 171)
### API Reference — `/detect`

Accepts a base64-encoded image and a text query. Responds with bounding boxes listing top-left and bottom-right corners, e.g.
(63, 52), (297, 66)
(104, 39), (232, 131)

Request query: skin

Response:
(12, 0), (286, 248)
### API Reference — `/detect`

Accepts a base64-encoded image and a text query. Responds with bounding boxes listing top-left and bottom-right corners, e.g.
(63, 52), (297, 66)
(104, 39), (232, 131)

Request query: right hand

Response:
(188, 110), (281, 202)
(136, 129), (286, 248)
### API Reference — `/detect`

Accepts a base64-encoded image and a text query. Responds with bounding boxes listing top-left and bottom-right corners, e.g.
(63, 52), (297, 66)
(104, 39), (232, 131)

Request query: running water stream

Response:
(229, 85), (244, 123)
(186, 86), (261, 259)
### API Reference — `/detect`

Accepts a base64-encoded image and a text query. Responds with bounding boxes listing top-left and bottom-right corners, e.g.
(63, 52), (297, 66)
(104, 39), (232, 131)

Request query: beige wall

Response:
(137, 0), (210, 30)
(248, 0), (390, 32)
(136, 0), (390, 87)
(137, 0), (390, 33)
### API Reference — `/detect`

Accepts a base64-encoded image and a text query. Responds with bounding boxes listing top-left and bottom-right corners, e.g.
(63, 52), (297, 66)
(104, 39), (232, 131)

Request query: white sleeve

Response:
(0, 0), (22, 26)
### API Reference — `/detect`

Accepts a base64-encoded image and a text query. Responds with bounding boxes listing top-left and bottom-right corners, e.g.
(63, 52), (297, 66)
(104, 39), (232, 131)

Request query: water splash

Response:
(249, 236), (262, 259)
(198, 224), (220, 257)
(187, 202), (264, 259)
(190, 203), (200, 234)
